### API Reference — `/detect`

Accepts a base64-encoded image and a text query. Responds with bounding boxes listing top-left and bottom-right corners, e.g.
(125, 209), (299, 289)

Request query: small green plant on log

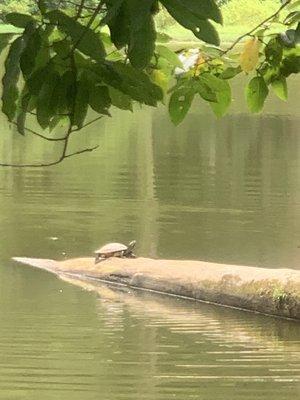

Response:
(0, 0), (299, 167)
(272, 286), (289, 305)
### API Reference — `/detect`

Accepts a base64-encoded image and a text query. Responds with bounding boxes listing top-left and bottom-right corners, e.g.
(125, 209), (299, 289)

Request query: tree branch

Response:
(222, 0), (292, 54)
(63, 0), (99, 12)
(10, 122), (68, 141)
(64, 144), (99, 159)
(1, 23), (105, 168)
(71, 0), (105, 52)
(75, 0), (86, 19)
(71, 115), (103, 132)
(0, 145), (99, 168)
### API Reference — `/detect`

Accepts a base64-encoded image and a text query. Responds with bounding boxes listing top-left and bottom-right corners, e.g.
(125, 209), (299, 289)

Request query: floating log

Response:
(13, 256), (300, 320)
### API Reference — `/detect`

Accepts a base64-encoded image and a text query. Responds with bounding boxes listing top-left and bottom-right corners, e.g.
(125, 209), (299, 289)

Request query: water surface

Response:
(0, 70), (299, 398)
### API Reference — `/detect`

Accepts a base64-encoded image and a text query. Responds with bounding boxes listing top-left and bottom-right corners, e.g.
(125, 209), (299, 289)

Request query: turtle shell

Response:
(94, 242), (128, 255)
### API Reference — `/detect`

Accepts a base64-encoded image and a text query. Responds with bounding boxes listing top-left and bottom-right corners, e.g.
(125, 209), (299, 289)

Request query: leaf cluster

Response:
(166, 0), (300, 124)
(0, 0), (298, 147)
(245, 4), (300, 112)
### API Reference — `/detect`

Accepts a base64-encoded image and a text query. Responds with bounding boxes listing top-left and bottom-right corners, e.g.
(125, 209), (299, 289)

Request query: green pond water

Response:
(0, 68), (299, 399)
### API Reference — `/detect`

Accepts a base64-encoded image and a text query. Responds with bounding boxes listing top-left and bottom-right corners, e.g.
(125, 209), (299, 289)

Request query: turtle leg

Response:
(125, 251), (136, 258)
(95, 255), (105, 264)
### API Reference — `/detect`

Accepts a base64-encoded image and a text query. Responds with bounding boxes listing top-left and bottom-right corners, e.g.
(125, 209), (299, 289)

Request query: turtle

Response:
(94, 240), (136, 264)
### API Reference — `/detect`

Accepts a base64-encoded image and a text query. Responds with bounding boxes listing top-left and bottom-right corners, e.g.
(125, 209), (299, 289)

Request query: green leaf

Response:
(73, 74), (90, 128)
(287, 0), (300, 12)
(36, 70), (60, 129)
(31, 27), (52, 71)
(271, 77), (288, 101)
(20, 29), (42, 78)
(284, 11), (300, 25)
(1, 37), (25, 121)
(101, 0), (125, 25)
(128, 0), (156, 69)
(260, 64), (279, 85)
(36, 48), (51, 73)
(161, 0), (220, 45)
(219, 66), (242, 79)
(89, 85), (111, 114)
(265, 38), (283, 66)
(0, 34), (13, 55)
(156, 56), (173, 75)
(53, 39), (72, 58)
(16, 88), (31, 135)
(49, 115), (66, 132)
(255, 28), (266, 38)
(210, 82), (231, 117)
(279, 30), (296, 48)
(175, 0), (222, 24)
(296, 22), (300, 44)
(156, 32), (173, 43)
(169, 86), (194, 125)
(199, 73), (231, 116)
(246, 76), (269, 113)
(27, 65), (51, 95)
(95, 62), (163, 106)
(114, 63), (164, 105)
(47, 10), (106, 61)
(53, 70), (76, 114)
(38, 0), (47, 14)
(156, 45), (182, 67)
(5, 13), (35, 28)
(103, 1), (130, 49)
(201, 45), (223, 58)
(108, 87), (133, 111)
(100, 32), (113, 47)
(151, 70), (169, 93)
(194, 78), (217, 102)
(281, 54), (300, 76)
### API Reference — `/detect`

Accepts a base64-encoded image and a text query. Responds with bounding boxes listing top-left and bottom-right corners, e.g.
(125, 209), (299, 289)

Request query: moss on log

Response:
(13, 256), (300, 320)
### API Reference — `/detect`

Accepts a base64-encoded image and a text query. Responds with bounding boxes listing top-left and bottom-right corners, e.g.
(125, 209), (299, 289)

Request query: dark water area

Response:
(0, 70), (299, 398)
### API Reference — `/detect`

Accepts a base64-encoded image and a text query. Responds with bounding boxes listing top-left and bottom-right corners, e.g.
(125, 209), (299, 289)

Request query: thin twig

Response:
(222, 0), (292, 54)
(71, 0), (105, 52)
(10, 122), (68, 141)
(71, 115), (103, 132)
(0, 145), (99, 168)
(57, 50), (78, 161)
(64, 144), (99, 158)
(75, 0), (86, 19)
(63, 0), (98, 12)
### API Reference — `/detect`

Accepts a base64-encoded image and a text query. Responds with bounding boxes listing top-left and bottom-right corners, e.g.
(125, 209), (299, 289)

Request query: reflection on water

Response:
(0, 77), (299, 267)
(0, 64), (299, 398)
(0, 272), (299, 400)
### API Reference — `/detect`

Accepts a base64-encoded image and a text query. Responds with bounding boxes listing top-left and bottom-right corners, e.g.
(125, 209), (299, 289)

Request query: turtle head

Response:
(128, 240), (136, 250)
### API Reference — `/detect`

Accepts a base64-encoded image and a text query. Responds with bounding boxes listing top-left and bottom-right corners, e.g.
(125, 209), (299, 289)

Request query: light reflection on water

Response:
(0, 72), (299, 398)
(1, 274), (299, 400)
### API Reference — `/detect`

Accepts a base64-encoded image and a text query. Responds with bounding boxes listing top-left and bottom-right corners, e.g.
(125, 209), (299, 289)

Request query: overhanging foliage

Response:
(0, 0), (299, 166)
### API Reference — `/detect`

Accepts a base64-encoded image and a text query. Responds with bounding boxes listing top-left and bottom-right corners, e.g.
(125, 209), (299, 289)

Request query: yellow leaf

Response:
(194, 53), (207, 76)
(239, 38), (260, 73)
(196, 53), (207, 66)
(151, 70), (168, 92)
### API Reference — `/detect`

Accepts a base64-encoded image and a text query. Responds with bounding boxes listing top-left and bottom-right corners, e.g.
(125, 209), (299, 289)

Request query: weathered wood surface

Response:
(13, 256), (300, 320)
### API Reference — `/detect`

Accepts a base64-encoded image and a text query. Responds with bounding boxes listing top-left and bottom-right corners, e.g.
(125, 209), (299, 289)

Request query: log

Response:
(13, 256), (300, 320)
